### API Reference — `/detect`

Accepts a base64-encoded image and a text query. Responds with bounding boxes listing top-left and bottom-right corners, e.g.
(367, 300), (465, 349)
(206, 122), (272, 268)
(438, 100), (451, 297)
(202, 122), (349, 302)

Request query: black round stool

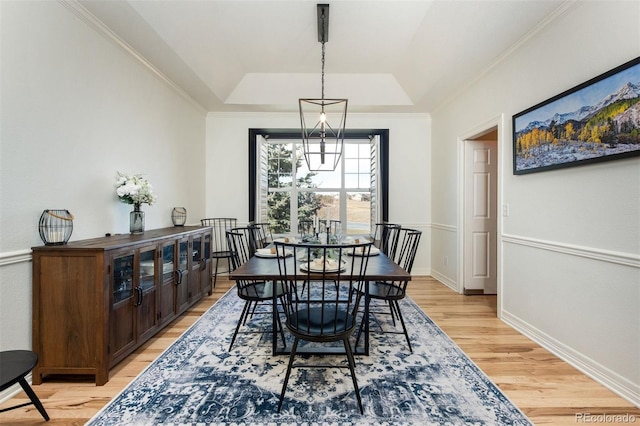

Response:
(0, 350), (50, 421)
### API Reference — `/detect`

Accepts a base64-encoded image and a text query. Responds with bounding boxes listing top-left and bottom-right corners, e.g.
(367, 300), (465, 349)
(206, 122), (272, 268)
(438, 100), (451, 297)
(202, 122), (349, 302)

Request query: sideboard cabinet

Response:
(31, 226), (212, 385)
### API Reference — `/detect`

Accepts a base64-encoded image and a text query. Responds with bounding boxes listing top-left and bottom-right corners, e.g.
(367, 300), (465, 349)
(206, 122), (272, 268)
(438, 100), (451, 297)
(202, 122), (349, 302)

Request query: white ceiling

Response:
(78, 0), (571, 113)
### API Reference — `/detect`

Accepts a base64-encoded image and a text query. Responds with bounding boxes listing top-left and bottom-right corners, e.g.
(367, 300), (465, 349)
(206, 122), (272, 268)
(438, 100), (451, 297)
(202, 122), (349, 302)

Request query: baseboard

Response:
(501, 309), (640, 408)
(429, 269), (459, 293)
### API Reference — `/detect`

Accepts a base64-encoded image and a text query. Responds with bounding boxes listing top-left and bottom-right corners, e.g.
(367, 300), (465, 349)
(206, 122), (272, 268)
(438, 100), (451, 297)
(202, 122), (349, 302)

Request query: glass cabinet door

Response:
(110, 251), (137, 361)
(203, 233), (211, 261)
(113, 254), (134, 303)
(176, 238), (190, 312)
(192, 236), (202, 263)
(178, 240), (188, 272)
(137, 246), (158, 342)
(201, 232), (213, 295)
(162, 244), (175, 281)
(188, 236), (203, 302)
(159, 241), (177, 326)
(139, 248), (156, 291)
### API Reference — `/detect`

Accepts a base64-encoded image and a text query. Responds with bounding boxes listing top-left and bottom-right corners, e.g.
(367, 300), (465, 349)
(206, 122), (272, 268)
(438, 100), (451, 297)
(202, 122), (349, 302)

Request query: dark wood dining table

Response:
(228, 248), (411, 356)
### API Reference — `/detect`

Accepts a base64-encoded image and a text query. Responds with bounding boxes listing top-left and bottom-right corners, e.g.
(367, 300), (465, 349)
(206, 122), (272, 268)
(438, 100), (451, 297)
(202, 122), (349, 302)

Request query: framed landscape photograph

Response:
(513, 57), (640, 175)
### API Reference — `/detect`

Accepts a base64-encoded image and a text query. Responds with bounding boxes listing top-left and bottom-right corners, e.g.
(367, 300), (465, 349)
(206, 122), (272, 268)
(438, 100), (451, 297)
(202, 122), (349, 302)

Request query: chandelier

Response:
(299, 3), (348, 172)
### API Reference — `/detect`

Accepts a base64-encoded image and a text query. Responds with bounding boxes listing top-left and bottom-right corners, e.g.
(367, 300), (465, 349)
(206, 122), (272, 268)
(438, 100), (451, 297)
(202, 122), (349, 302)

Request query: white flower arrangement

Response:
(115, 172), (157, 206)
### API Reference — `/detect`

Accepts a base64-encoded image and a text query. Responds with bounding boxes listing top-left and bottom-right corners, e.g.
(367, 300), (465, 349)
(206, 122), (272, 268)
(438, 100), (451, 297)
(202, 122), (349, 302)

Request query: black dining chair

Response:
(354, 228), (421, 352)
(274, 240), (372, 414)
(249, 222), (272, 248)
(201, 218), (237, 288)
(0, 350), (50, 421)
(226, 228), (286, 352)
(372, 222), (401, 258)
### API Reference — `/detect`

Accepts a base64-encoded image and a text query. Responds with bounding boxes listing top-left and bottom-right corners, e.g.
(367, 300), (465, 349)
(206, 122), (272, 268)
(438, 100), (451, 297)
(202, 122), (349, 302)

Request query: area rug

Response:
(87, 287), (532, 425)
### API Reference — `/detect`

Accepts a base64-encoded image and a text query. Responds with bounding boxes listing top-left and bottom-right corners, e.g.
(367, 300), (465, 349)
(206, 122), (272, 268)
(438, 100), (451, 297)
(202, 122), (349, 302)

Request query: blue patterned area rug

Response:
(87, 287), (532, 426)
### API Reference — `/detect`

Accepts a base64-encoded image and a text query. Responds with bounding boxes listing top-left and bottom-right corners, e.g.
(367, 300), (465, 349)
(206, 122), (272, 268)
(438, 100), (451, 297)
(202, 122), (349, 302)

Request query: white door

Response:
(464, 139), (497, 294)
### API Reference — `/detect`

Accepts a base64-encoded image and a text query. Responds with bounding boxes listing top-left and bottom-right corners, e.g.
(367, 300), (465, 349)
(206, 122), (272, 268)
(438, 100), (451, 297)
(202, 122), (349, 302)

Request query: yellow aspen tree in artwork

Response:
(565, 122), (575, 141)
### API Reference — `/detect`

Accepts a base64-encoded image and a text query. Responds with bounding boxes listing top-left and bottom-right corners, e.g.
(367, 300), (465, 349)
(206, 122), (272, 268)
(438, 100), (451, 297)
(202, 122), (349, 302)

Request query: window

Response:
(249, 129), (389, 237)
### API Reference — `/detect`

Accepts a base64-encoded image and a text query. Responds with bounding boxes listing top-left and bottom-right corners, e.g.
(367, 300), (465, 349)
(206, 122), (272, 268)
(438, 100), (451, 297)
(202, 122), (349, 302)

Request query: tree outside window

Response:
(265, 140), (373, 237)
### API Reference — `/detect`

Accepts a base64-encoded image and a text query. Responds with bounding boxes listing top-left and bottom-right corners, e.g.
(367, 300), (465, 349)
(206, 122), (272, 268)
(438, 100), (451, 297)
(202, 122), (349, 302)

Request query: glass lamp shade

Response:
(39, 209), (74, 245)
(299, 97), (347, 171)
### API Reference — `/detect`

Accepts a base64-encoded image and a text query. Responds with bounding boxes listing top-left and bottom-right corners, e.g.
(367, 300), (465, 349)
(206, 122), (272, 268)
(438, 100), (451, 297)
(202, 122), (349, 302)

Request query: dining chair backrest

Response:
(225, 227), (261, 269)
(226, 228), (278, 299)
(274, 241), (373, 339)
(392, 228), (422, 274)
(201, 218), (237, 253)
(372, 223), (401, 258)
(249, 222), (272, 248)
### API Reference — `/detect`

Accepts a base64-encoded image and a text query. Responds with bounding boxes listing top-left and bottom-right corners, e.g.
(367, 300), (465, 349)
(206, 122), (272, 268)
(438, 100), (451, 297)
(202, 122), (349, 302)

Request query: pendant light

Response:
(299, 4), (348, 172)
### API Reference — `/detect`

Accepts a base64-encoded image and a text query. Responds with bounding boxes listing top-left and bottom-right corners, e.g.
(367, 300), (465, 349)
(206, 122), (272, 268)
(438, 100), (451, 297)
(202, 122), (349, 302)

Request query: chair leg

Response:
(278, 337), (299, 413)
(243, 301), (256, 325)
(390, 300), (399, 326)
(275, 309), (286, 350)
(354, 310), (365, 350)
(229, 300), (251, 351)
(18, 378), (49, 421)
(248, 299), (260, 320)
(343, 337), (364, 414)
(213, 257), (221, 288)
(394, 300), (412, 352)
(351, 288), (362, 315)
(353, 293), (368, 350)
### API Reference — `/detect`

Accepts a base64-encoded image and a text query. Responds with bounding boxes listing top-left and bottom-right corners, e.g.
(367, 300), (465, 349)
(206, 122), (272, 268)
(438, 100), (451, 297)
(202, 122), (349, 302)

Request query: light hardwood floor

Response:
(1, 276), (638, 425)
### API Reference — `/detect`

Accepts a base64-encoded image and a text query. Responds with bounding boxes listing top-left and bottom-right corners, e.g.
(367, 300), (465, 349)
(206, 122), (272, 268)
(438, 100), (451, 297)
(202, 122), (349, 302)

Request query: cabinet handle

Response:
(135, 287), (143, 307)
(174, 269), (183, 285)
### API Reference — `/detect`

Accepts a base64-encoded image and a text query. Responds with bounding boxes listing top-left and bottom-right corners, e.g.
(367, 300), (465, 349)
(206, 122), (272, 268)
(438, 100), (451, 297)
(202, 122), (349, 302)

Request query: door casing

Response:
(457, 115), (505, 316)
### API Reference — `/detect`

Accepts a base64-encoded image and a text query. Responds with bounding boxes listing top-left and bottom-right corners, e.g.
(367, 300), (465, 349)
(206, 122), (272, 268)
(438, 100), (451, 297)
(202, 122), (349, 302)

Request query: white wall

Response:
(430, 1), (640, 405)
(205, 112), (432, 274)
(0, 1), (207, 351)
(2, 0), (636, 408)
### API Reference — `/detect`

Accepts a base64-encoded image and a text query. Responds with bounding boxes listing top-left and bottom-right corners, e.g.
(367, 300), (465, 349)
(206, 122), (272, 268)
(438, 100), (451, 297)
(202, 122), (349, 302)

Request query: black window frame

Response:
(248, 128), (389, 223)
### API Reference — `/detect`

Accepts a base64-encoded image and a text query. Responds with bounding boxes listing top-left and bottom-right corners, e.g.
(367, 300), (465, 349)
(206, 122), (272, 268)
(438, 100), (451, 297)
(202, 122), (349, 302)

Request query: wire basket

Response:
(171, 207), (187, 226)
(39, 209), (74, 245)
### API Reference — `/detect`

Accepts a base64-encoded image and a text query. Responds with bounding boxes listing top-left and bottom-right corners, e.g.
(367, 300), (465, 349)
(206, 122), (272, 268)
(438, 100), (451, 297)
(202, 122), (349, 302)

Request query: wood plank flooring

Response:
(1, 276), (638, 425)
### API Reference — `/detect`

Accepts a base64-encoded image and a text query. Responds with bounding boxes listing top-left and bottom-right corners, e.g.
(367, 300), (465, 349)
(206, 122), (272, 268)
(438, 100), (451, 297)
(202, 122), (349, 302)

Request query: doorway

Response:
(460, 127), (498, 295)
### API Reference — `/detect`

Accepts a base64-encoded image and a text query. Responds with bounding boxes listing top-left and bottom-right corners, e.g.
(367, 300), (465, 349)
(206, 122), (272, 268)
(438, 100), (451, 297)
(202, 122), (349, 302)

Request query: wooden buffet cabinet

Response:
(31, 226), (213, 385)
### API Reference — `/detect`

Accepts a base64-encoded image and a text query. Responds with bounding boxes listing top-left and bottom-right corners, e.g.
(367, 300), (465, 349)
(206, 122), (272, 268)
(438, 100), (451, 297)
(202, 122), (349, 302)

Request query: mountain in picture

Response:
(514, 74), (640, 173)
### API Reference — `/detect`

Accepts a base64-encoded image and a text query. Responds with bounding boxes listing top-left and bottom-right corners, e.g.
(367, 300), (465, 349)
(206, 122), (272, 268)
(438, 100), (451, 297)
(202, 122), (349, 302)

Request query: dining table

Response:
(228, 240), (411, 356)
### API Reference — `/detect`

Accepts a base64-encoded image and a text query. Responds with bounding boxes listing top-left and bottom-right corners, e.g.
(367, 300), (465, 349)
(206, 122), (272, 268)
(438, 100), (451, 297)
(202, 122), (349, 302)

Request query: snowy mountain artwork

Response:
(513, 57), (640, 174)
